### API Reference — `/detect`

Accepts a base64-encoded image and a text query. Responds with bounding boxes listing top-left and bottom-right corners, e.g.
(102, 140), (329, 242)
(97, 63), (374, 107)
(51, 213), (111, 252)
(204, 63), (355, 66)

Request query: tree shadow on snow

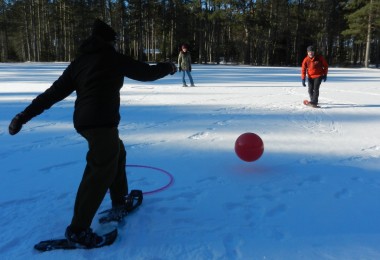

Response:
(321, 103), (380, 109)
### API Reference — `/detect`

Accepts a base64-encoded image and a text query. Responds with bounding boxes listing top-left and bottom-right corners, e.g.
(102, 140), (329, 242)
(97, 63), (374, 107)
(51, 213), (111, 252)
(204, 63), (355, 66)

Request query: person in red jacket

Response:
(301, 45), (328, 107)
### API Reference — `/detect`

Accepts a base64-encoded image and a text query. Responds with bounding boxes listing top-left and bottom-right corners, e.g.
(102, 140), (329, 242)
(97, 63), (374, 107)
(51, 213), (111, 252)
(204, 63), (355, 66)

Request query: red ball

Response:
(235, 132), (264, 162)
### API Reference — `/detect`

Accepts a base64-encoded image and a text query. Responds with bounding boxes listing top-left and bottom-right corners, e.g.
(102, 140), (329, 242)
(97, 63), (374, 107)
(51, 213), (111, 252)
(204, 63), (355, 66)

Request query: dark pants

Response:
(308, 76), (323, 104)
(70, 127), (128, 229)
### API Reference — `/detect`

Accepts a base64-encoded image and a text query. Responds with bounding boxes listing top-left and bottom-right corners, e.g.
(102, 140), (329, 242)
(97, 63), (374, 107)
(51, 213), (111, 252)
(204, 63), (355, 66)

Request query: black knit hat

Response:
(307, 45), (315, 52)
(92, 19), (117, 42)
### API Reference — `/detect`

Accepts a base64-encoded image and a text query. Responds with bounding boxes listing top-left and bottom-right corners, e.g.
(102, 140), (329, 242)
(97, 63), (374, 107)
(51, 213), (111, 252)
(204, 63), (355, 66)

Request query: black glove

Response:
(189, 66), (192, 72)
(179, 66), (182, 72)
(9, 113), (26, 135)
(322, 75), (327, 82)
(168, 62), (177, 75)
(302, 79), (306, 87)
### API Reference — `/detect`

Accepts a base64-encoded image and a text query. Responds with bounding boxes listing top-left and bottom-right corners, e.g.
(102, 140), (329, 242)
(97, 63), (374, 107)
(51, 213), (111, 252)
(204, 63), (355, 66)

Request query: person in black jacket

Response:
(8, 19), (176, 248)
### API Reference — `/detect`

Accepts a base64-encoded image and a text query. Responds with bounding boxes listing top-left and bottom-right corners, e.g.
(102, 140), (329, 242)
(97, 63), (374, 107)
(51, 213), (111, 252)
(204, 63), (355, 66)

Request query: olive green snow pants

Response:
(71, 127), (128, 229)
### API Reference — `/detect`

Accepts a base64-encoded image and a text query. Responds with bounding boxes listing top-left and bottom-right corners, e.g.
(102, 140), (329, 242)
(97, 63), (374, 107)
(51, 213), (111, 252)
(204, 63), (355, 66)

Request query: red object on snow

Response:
(235, 132), (264, 162)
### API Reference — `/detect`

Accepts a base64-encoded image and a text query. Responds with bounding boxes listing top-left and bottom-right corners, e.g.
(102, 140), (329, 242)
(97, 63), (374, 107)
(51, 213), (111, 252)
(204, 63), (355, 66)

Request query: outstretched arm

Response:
(121, 56), (176, 82)
(9, 65), (75, 135)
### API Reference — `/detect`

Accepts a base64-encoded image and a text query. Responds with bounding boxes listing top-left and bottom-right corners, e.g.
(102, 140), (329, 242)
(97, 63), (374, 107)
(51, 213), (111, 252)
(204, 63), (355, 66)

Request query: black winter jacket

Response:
(22, 36), (173, 131)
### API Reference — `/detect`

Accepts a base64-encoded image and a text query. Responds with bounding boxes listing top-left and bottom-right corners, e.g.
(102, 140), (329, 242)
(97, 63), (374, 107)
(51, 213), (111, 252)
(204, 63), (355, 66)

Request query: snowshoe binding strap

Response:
(125, 189), (143, 212)
(98, 190), (143, 224)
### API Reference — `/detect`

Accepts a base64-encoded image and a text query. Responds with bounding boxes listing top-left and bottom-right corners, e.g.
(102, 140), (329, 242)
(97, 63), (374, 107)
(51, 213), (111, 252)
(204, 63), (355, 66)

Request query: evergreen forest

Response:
(0, 0), (379, 67)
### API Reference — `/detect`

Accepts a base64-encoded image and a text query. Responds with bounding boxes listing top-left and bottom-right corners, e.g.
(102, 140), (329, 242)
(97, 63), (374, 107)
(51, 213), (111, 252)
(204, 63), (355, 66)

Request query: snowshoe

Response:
(99, 190), (143, 224)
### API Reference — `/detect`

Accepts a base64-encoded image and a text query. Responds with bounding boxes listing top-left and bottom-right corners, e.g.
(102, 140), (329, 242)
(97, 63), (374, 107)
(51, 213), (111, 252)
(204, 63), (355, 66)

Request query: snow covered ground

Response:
(0, 63), (380, 259)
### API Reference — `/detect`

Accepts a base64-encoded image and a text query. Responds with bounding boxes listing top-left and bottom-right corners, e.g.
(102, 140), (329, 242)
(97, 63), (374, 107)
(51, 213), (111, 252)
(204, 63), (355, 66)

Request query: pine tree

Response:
(343, 0), (380, 67)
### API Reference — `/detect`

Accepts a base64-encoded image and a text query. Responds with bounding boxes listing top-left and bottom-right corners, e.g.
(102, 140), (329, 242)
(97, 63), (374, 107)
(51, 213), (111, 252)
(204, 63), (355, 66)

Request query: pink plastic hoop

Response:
(126, 164), (174, 195)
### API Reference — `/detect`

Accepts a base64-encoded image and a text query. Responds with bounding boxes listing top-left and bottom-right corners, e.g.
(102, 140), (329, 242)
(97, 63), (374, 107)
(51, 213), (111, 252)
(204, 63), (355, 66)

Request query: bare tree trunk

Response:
(0, 1), (9, 61)
(31, 0), (38, 61)
(265, 1), (273, 65)
(24, 3), (31, 61)
(198, 0), (202, 63)
(36, 0), (42, 61)
(170, 18), (174, 59)
(137, 0), (143, 61)
(365, 0), (373, 68)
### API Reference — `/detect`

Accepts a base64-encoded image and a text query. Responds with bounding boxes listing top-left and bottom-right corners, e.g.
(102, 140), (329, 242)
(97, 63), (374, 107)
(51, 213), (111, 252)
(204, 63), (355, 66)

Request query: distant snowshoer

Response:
(178, 44), (195, 87)
(301, 45), (328, 107)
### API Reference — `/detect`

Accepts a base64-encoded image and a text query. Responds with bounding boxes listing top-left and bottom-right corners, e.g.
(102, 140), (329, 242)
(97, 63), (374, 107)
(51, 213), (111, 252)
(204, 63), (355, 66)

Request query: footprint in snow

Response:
(214, 120), (231, 126)
(223, 233), (241, 259)
(268, 227), (287, 241)
(39, 160), (80, 173)
(297, 174), (324, 187)
(188, 131), (210, 140)
(361, 145), (380, 158)
(265, 203), (287, 217)
(334, 188), (352, 199)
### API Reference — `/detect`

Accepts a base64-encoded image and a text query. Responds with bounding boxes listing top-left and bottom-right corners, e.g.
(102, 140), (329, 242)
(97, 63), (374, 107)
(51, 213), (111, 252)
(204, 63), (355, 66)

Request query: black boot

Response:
(65, 225), (104, 248)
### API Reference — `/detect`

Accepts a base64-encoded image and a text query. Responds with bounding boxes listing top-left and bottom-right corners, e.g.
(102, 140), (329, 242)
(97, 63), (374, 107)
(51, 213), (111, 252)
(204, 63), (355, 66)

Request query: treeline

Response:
(0, 0), (379, 67)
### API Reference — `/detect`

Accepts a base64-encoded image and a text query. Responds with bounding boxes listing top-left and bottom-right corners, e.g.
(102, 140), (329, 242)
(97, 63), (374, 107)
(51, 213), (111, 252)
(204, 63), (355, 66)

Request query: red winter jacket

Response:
(301, 54), (328, 80)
